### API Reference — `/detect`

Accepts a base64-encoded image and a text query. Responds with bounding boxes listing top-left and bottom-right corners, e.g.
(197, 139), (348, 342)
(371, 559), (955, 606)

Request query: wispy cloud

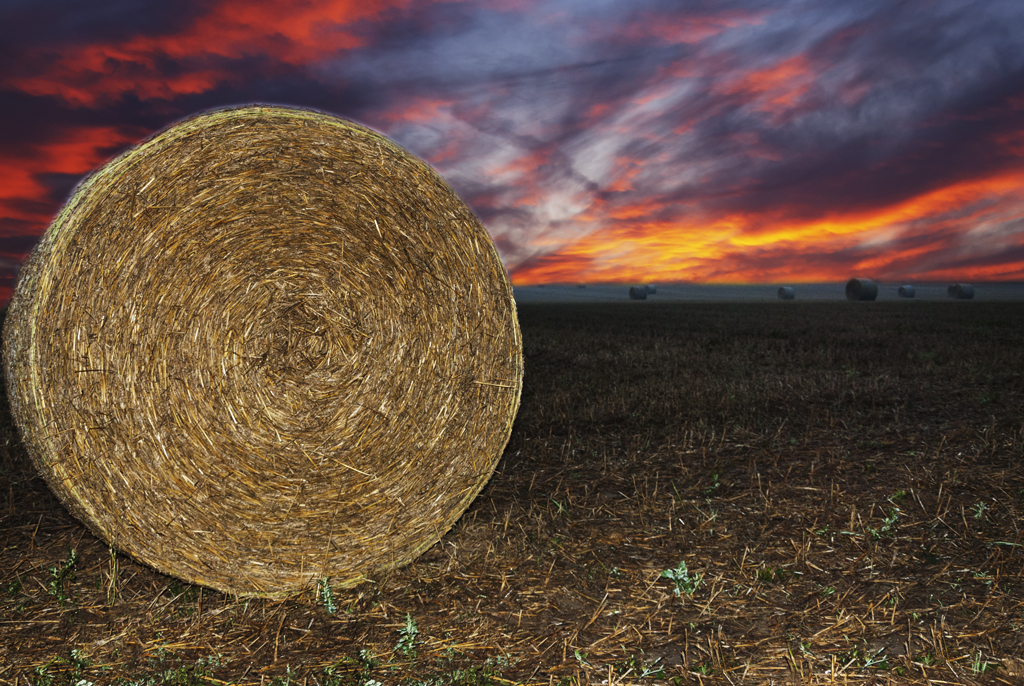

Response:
(1, 0), (1022, 305)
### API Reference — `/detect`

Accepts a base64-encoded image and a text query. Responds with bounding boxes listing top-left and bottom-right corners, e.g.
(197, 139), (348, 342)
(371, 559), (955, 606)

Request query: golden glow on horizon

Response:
(512, 168), (1024, 285)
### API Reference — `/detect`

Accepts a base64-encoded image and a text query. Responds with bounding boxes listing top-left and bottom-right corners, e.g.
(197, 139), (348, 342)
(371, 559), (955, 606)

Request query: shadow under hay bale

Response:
(629, 286), (648, 300)
(898, 284), (915, 298)
(845, 277), (878, 301)
(2, 105), (523, 598)
(777, 286), (795, 300)
(948, 283), (975, 299)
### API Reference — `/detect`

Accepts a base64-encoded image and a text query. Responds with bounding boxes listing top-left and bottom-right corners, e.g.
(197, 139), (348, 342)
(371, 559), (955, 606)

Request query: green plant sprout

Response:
(703, 472), (721, 495)
(397, 613), (420, 659)
(971, 650), (998, 675)
(46, 548), (78, 606)
(319, 577), (337, 615)
(868, 508), (899, 540)
(661, 560), (703, 596)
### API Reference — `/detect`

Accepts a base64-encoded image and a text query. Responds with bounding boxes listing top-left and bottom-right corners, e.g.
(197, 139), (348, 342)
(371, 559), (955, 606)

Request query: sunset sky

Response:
(2, 0), (1023, 303)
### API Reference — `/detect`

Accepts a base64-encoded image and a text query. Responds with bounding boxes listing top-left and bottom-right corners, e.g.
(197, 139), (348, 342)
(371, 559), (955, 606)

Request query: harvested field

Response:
(3, 300), (1024, 685)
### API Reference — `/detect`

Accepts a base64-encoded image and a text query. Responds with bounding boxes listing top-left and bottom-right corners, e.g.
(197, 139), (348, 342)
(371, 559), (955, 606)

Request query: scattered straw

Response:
(3, 105), (523, 597)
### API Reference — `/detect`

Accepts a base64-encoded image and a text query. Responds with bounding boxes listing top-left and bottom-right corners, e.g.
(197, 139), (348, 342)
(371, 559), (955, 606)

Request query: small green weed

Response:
(868, 508), (899, 540)
(692, 661), (714, 675)
(5, 575), (22, 596)
(971, 650), (998, 675)
(661, 560), (703, 596)
(268, 665), (296, 685)
(46, 548), (78, 607)
(397, 613), (420, 659)
(615, 653), (664, 678)
(703, 472), (721, 496)
(319, 577), (337, 615)
(30, 649), (90, 686)
(972, 502), (989, 519)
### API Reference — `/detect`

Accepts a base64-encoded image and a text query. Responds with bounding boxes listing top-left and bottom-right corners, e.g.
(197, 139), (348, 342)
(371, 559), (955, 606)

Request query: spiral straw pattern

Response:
(3, 105), (523, 597)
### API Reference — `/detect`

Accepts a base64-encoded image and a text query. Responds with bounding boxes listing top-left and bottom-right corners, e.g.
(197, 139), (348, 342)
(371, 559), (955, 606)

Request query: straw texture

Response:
(2, 105), (523, 597)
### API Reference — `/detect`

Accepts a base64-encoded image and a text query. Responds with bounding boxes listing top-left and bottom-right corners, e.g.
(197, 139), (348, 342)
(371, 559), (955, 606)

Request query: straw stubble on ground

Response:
(2, 300), (1024, 684)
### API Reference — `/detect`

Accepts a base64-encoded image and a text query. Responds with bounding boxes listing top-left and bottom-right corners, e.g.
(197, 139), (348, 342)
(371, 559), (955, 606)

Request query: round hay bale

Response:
(898, 284), (915, 298)
(629, 286), (648, 300)
(948, 283), (974, 299)
(777, 286), (795, 300)
(2, 105), (523, 598)
(845, 277), (878, 301)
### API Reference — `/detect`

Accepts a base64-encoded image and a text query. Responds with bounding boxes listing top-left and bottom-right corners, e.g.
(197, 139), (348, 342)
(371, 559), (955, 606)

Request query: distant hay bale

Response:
(2, 105), (523, 598)
(845, 277), (878, 301)
(948, 283), (974, 299)
(898, 285), (915, 298)
(777, 286), (795, 300)
(629, 286), (648, 300)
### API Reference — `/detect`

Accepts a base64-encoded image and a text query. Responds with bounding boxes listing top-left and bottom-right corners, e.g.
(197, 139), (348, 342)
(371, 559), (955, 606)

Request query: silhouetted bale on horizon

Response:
(948, 283), (975, 299)
(846, 278), (878, 301)
(777, 286), (795, 300)
(898, 285), (915, 298)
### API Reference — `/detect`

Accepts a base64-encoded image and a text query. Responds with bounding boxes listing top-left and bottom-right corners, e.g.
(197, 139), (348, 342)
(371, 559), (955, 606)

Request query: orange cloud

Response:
(511, 168), (1024, 285)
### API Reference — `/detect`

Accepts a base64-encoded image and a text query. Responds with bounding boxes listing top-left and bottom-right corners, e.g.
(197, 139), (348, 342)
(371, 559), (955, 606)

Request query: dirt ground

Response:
(2, 300), (1024, 685)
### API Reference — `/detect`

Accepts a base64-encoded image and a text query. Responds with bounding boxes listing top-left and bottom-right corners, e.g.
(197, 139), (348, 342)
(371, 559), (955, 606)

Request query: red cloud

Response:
(5, 0), (430, 106)
(0, 126), (139, 229)
(716, 55), (815, 120)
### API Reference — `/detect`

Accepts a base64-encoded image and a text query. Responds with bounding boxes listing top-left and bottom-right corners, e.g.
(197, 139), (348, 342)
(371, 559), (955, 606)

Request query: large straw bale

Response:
(777, 286), (795, 300)
(2, 105), (523, 598)
(845, 277), (878, 301)
(898, 285), (915, 298)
